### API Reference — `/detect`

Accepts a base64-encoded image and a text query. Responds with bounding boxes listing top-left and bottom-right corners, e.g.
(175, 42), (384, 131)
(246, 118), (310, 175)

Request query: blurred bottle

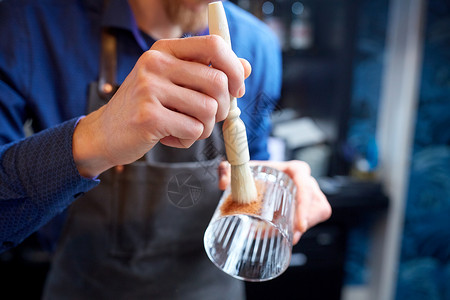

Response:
(261, 0), (287, 50)
(236, 0), (251, 12)
(290, 1), (314, 50)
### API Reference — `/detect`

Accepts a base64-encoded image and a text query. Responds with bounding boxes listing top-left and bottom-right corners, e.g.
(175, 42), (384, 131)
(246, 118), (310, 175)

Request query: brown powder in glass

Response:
(220, 180), (265, 216)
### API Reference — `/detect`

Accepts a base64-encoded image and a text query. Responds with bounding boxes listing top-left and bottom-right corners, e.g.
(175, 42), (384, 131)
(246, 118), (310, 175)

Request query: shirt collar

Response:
(101, 0), (150, 50)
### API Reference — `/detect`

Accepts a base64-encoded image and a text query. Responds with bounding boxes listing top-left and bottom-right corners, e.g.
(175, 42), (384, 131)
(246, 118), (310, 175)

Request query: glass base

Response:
(204, 214), (291, 282)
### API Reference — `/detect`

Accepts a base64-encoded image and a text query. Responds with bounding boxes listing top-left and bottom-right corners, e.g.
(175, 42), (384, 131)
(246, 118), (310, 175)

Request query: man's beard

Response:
(163, 0), (208, 35)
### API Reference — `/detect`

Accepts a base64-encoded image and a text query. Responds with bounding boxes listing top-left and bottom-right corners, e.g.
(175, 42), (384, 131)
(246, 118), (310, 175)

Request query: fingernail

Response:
(237, 84), (245, 98)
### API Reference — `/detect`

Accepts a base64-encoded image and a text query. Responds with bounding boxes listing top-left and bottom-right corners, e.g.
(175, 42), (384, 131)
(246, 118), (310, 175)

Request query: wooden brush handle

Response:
(208, 2), (231, 47)
(208, 1), (250, 166)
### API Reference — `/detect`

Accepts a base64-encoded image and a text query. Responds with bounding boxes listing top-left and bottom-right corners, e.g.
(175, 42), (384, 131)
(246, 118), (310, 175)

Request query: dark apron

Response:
(42, 29), (244, 300)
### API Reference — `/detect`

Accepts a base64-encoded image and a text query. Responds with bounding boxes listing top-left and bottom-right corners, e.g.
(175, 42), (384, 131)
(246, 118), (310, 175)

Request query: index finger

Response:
(152, 36), (245, 98)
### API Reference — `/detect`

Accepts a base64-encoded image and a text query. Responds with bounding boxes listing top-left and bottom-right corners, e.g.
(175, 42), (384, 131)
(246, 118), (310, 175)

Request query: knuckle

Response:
(207, 71), (229, 121)
(207, 34), (227, 53)
(314, 181), (332, 220)
(180, 139), (196, 149)
(128, 105), (161, 143)
(191, 121), (205, 139)
(322, 200), (332, 220)
(296, 160), (312, 175)
(140, 50), (167, 71)
(151, 39), (168, 50)
(211, 69), (228, 89)
(140, 50), (158, 63)
(205, 35), (244, 96)
(133, 102), (158, 128)
(203, 97), (219, 118)
(199, 128), (213, 140)
(236, 60), (245, 78)
(216, 103), (229, 122)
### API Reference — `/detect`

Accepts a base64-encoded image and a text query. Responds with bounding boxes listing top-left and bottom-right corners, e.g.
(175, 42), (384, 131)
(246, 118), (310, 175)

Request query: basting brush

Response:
(208, 1), (257, 204)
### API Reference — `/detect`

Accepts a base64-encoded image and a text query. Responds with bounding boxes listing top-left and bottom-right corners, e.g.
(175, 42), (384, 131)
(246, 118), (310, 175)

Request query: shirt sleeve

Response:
(0, 118), (99, 253)
(0, 1), (30, 145)
(239, 24), (282, 160)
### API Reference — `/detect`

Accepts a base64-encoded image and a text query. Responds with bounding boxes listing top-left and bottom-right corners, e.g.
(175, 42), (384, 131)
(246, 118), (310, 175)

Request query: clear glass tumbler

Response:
(204, 165), (297, 282)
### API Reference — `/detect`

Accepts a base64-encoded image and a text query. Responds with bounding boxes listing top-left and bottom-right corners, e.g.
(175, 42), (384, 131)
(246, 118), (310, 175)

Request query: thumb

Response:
(239, 58), (252, 80)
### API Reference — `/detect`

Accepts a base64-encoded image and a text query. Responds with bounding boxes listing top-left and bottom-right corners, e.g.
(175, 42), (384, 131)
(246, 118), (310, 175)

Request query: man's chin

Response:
(180, 7), (208, 34)
(164, 0), (208, 34)
(185, 0), (216, 11)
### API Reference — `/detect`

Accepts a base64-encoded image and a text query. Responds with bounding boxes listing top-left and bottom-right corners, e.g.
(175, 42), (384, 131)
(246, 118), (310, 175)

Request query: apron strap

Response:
(98, 28), (118, 99)
(98, 0), (118, 99)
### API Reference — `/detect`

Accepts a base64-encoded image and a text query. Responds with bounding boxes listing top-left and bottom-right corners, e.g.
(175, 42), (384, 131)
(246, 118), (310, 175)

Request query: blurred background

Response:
(238, 0), (450, 299)
(1, 0), (449, 299)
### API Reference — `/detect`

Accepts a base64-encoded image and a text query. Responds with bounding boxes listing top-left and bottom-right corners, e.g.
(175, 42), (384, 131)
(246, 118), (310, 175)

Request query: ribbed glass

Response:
(204, 165), (296, 281)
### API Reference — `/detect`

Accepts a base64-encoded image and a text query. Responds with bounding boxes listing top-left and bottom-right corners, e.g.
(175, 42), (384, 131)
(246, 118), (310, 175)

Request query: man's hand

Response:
(73, 35), (251, 178)
(218, 160), (332, 244)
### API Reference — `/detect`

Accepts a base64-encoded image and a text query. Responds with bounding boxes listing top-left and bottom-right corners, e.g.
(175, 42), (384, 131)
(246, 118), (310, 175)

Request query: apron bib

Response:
(42, 30), (244, 300)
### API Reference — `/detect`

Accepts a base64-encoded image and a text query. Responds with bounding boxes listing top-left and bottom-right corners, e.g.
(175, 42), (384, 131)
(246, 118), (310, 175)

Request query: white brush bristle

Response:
(231, 163), (257, 204)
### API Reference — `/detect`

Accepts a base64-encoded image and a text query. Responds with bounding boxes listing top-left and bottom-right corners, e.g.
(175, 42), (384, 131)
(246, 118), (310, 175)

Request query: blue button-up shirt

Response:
(0, 0), (282, 252)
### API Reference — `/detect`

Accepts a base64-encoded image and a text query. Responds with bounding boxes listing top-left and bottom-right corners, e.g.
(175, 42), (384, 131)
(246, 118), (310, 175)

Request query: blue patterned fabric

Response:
(396, 0), (450, 297)
(345, 1), (450, 296)
(0, 0), (281, 252)
(396, 258), (443, 300)
(0, 118), (99, 252)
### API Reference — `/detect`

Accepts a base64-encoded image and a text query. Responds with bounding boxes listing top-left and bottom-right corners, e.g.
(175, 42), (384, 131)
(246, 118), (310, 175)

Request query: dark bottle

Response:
(290, 1), (313, 50)
(261, 0), (287, 50)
